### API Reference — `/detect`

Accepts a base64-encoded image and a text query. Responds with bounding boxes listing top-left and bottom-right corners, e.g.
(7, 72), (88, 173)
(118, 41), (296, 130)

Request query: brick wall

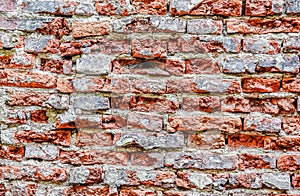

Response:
(0, 0), (300, 195)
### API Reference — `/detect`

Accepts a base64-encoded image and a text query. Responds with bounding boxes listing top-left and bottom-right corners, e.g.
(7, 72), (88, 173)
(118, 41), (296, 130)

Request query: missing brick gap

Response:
(242, 0), (247, 16)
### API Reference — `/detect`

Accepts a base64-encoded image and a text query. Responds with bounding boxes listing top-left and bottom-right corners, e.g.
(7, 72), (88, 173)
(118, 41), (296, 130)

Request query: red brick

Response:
(15, 130), (71, 146)
(170, 0), (242, 16)
(76, 131), (113, 147)
(37, 18), (70, 38)
(166, 78), (194, 93)
(187, 131), (225, 150)
(0, 53), (35, 69)
(182, 96), (221, 112)
(120, 189), (156, 196)
(72, 21), (110, 38)
(238, 153), (276, 170)
(0, 183), (5, 195)
(95, 0), (130, 16)
(243, 38), (281, 54)
(7, 91), (50, 106)
(265, 136), (300, 151)
(57, 78), (74, 93)
(283, 117), (300, 135)
(228, 134), (271, 148)
(91, 38), (131, 55)
(245, 0), (283, 16)
(292, 174), (300, 189)
(69, 167), (102, 184)
(282, 78), (300, 92)
(127, 112), (163, 132)
(60, 41), (84, 57)
(227, 18), (300, 34)
(111, 96), (179, 113)
(186, 58), (220, 74)
(60, 150), (129, 166)
(132, 38), (167, 59)
(242, 78), (281, 93)
(167, 115), (242, 133)
(278, 155), (300, 171)
(66, 186), (109, 196)
(40, 59), (72, 75)
(132, 0), (167, 15)
(0, 0), (15, 11)
(29, 110), (48, 123)
(0, 70), (57, 88)
(222, 97), (295, 114)
(166, 59), (186, 75)
(131, 153), (164, 168)
(0, 146), (24, 161)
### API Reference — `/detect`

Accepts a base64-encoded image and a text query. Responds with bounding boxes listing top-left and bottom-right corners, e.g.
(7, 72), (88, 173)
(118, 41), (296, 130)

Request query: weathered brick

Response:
(221, 56), (256, 74)
(120, 189), (156, 196)
(245, 0), (284, 16)
(132, 38), (167, 59)
(176, 172), (213, 189)
(171, 151), (238, 170)
(278, 155), (300, 171)
(25, 144), (59, 161)
(187, 131), (225, 150)
(131, 153), (164, 168)
(0, 17), (17, 30)
(89, 38), (131, 55)
(0, 146), (24, 161)
(193, 77), (241, 93)
(0, 166), (67, 182)
(127, 112), (163, 132)
(115, 17), (186, 33)
(168, 35), (241, 54)
(238, 154), (276, 170)
(76, 54), (111, 75)
(283, 36), (300, 52)
(186, 58), (220, 74)
(5, 109), (27, 124)
(72, 78), (105, 92)
(283, 117), (300, 135)
(243, 38), (281, 54)
(0, 0), (15, 11)
(111, 95), (179, 113)
(244, 116), (282, 133)
(227, 18), (300, 34)
(187, 19), (222, 35)
(69, 167), (102, 184)
(36, 18), (70, 38)
(282, 78), (300, 92)
(132, 0), (167, 15)
(15, 130), (71, 146)
(228, 134), (271, 148)
(265, 136), (300, 151)
(182, 96), (221, 112)
(60, 150), (129, 165)
(76, 131), (113, 147)
(222, 97), (295, 114)
(167, 115), (242, 133)
(24, 35), (59, 53)
(131, 78), (166, 94)
(242, 78), (281, 93)
(170, 0), (242, 16)
(114, 132), (184, 150)
(95, 0), (130, 16)
(286, 0), (300, 14)
(65, 186), (109, 196)
(7, 91), (50, 106)
(262, 173), (291, 190)
(0, 70), (57, 88)
(73, 95), (109, 110)
(72, 21), (110, 38)
(292, 173), (300, 189)
(216, 173), (262, 189)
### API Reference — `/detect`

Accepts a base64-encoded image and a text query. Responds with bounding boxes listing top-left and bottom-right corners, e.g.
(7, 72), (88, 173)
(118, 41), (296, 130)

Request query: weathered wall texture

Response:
(0, 0), (300, 195)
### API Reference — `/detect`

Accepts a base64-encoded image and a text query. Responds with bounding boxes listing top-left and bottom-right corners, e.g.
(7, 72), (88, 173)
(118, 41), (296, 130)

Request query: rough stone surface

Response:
(0, 1), (299, 194)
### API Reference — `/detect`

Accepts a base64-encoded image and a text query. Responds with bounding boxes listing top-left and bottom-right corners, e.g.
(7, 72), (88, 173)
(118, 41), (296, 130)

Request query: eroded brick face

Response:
(0, 0), (299, 195)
